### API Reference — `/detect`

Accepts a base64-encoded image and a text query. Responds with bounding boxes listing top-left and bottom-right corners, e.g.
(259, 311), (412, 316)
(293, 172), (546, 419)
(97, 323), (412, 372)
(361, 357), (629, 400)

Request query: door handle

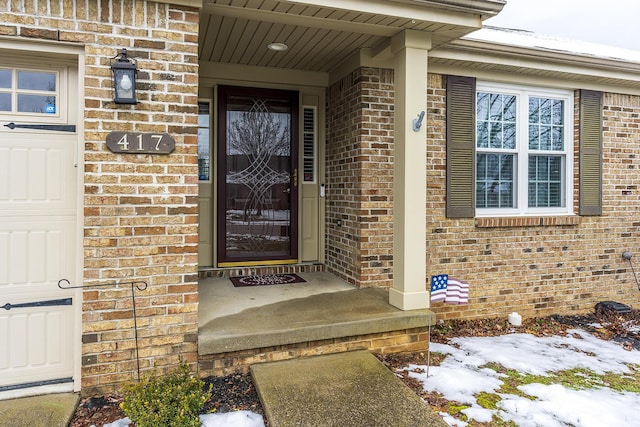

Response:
(293, 168), (298, 187)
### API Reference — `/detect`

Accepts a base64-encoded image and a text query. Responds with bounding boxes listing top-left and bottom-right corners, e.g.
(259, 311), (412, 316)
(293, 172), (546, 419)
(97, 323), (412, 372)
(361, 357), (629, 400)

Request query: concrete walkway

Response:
(0, 393), (79, 427)
(251, 350), (447, 427)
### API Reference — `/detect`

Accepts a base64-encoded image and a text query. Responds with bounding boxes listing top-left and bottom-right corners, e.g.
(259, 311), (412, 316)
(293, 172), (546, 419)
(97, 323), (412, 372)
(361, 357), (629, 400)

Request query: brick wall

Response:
(325, 67), (395, 288)
(1, 0), (200, 394)
(199, 326), (429, 377)
(427, 73), (640, 320)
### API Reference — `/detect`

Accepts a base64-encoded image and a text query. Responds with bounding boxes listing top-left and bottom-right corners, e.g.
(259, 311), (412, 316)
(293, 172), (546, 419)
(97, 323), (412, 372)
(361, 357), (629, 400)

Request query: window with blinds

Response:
(474, 82), (574, 216)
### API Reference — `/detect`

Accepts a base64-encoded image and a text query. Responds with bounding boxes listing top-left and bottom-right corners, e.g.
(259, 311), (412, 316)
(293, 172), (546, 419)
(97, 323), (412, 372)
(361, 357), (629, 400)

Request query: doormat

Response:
(230, 273), (306, 287)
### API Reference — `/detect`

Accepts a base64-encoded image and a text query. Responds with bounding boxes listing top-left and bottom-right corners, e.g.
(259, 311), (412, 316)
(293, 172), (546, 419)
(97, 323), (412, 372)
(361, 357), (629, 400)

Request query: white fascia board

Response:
(466, 27), (640, 64)
(158, 0), (202, 8)
(430, 40), (640, 86)
(199, 61), (329, 88)
(279, 0), (483, 27)
(387, 0), (506, 19)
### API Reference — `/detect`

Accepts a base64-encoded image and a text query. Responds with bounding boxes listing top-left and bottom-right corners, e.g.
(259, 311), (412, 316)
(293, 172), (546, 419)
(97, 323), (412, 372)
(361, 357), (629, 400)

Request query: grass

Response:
(427, 359), (640, 424)
(408, 314), (640, 425)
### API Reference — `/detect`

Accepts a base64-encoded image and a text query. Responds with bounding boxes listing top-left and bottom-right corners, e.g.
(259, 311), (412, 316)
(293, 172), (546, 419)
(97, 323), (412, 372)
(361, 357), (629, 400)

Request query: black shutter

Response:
(446, 75), (476, 218)
(579, 89), (603, 216)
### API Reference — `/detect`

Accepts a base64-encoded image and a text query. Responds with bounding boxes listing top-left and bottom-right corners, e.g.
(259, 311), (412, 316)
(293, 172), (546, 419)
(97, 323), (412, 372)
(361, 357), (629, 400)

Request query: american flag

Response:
(430, 274), (448, 302)
(445, 277), (469, 304)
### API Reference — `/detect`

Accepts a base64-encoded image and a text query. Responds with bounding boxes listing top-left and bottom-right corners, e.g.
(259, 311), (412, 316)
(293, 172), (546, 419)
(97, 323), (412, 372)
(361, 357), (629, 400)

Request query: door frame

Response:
(216, 85), (300, 266)
(0, 40), (84, 397)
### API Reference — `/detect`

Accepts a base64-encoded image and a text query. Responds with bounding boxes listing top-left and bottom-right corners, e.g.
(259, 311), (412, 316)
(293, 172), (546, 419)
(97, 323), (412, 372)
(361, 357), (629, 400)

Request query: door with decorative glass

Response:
(217, 86), (299, 265)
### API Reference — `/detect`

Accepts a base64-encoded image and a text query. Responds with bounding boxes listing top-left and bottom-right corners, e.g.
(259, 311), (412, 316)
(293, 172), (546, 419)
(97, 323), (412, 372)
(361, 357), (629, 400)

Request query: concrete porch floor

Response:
(198, 272), (436, 355)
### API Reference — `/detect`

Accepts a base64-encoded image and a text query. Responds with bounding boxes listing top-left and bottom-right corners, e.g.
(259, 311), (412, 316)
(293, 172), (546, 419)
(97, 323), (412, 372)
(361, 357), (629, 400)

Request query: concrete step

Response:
(199, 287), (435, 355)
(251, 350), (447, 427)
(0, 392), (79, 427)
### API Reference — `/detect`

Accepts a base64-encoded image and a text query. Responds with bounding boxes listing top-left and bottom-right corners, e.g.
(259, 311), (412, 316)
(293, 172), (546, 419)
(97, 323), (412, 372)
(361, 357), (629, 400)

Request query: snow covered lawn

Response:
(405, 327), (640, 426)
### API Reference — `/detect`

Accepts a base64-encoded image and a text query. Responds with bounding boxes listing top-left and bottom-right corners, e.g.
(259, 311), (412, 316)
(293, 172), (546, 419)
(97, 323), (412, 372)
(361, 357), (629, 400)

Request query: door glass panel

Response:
(223, 92), (293, 261)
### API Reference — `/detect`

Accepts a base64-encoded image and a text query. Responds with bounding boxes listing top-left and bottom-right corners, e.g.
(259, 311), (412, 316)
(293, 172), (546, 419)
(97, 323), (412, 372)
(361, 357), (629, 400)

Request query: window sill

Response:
(475, 215), (580, 228)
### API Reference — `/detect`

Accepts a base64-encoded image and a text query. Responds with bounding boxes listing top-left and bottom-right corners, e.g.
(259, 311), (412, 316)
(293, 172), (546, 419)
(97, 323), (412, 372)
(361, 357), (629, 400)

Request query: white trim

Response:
(199, 62), (328, 88)
(0, 37), (84, 57)
(274, 0), (495, 24)
(73, 53), (85, 394)
(429, 40), (640, 95)
(155, 0), (201, 7)
(389, 288), (431, 311)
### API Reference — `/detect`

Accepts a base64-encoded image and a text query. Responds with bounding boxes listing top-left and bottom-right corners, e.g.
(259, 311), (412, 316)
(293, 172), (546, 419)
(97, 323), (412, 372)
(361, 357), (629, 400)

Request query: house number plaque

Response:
(106, 132), (175, 154)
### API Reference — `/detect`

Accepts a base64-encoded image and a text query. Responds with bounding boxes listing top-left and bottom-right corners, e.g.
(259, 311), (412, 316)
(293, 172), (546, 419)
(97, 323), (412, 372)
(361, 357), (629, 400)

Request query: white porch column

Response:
(389, 30), (431, 310)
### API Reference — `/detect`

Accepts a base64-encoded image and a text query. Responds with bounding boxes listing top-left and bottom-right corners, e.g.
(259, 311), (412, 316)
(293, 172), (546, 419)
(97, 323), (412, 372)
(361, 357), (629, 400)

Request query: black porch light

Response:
(110, 48), (137, 104)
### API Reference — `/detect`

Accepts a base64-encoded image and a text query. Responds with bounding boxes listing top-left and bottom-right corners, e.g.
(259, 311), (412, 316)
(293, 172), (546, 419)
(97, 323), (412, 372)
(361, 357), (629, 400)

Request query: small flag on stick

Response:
(430, 274), (448, 302)
(445, 277), (469, 304)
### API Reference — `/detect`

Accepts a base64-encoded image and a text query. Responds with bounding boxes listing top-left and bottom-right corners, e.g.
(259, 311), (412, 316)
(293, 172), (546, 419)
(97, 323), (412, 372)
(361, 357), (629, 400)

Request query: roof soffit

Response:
(199, 0), (506, 74)
(271, 0), (502, 24)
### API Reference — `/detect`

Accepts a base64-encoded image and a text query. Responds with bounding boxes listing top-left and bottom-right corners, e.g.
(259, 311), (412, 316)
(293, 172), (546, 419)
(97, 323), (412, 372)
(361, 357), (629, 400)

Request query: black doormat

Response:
(230, 273), (306, 287)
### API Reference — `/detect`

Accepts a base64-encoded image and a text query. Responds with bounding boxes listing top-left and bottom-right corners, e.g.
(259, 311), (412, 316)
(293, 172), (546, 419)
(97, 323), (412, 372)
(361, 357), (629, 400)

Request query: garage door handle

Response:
(4, 122), (76, 132)
(2, 298), (72, 310)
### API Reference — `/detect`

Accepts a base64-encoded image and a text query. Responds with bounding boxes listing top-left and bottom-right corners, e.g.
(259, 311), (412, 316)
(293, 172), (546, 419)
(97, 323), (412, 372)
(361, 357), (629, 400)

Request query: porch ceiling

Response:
(199, 0), (505, 73)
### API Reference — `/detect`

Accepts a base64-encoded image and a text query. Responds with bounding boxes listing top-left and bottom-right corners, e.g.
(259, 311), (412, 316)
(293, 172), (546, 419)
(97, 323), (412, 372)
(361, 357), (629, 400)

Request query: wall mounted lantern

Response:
(110, 48), (137, 104)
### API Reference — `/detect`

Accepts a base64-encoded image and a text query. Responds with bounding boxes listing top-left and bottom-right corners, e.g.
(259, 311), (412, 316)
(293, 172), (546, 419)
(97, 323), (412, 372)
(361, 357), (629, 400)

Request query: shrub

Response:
(120, 361), (212, 427)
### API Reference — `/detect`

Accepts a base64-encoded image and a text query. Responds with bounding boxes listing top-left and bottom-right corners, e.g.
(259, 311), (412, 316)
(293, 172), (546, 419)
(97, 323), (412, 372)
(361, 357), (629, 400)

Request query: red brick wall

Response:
(427, 74), (640, 320)
(1, 0), (200, 394)
(326, 67), (395, 288)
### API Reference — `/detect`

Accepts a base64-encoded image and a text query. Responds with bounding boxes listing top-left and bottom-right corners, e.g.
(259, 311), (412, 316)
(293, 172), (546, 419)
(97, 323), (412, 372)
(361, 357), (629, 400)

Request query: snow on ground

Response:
(409, 329), (640, 426)
(200, 411), (265, 427)
(102, 411), (265, 427)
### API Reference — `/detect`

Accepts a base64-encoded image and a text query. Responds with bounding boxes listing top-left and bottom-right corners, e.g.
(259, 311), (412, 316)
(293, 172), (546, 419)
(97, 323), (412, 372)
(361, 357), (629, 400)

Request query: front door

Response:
(0, 64), (78, 394)
(217, 86), (299, 266)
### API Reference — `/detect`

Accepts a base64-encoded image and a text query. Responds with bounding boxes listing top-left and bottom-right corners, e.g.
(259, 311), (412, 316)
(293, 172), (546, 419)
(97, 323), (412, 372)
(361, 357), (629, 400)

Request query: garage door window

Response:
(0, 69), (10, 111)
(0, 68), (58, 115)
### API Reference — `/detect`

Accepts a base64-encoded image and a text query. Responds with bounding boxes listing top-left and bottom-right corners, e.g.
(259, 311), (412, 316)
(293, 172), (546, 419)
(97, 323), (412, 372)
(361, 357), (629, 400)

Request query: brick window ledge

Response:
(475, 215), (580, 228)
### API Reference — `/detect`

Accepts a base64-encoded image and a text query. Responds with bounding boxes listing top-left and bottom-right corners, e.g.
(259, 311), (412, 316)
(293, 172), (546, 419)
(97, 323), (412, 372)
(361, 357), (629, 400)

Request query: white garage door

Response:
(0, 64), (78, 393)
